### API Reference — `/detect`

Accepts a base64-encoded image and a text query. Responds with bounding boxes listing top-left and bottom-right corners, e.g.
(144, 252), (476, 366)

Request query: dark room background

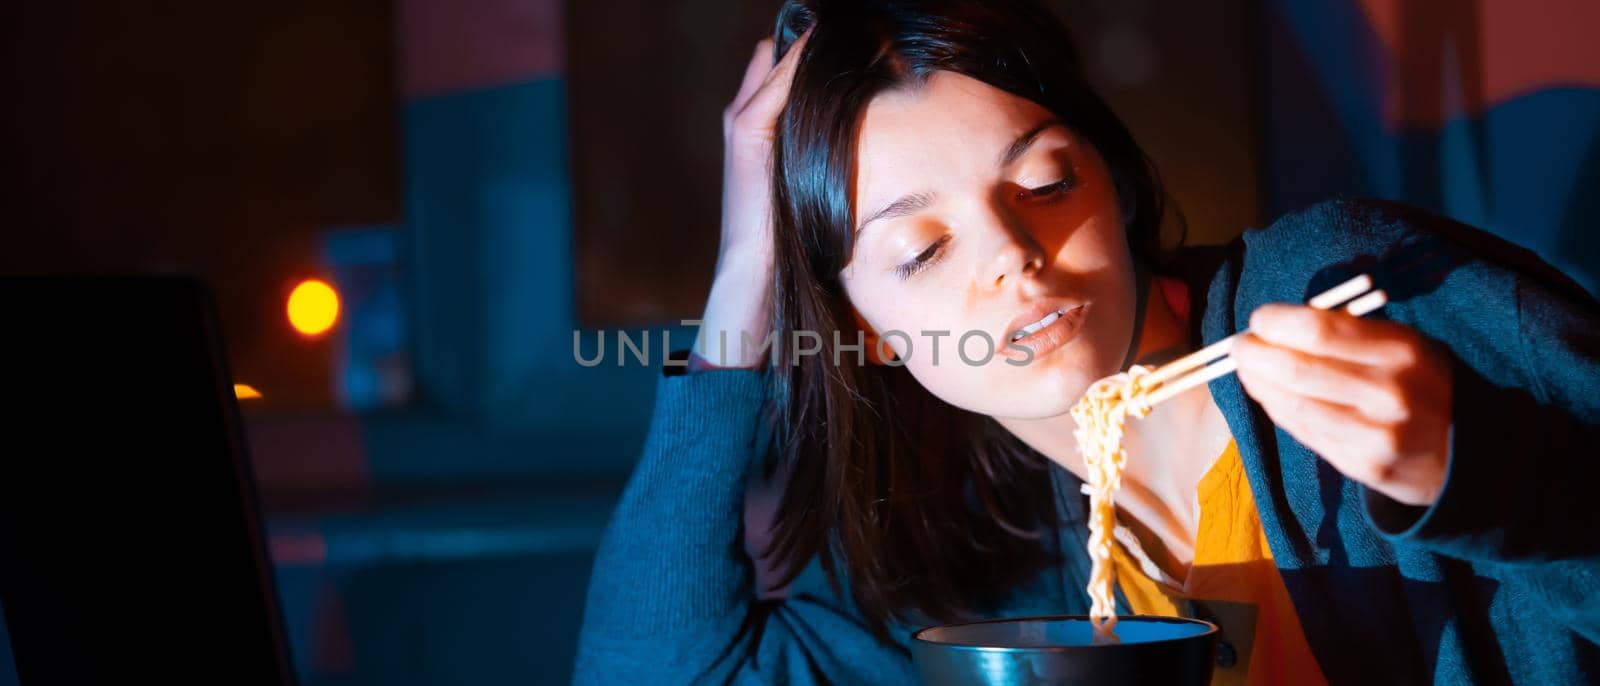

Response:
(1, 0), (1595, 683)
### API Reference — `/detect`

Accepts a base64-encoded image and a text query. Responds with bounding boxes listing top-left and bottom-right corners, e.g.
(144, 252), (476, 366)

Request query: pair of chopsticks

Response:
(1137, 274), (1389, 408)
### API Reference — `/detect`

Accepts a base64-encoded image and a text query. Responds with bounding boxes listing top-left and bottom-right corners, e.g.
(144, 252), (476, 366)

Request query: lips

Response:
(1004, 301), (1084, 344)
(1000, 301), (1088, 362)
(1011, 309), (1066, 341)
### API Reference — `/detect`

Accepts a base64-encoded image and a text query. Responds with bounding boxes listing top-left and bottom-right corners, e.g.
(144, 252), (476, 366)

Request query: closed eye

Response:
(1020, 174), (1077, 202)
(893, 235), (951, 280)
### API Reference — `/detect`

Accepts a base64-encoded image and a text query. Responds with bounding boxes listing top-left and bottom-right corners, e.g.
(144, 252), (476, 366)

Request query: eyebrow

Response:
(855, 118), (1065, 235)
(999, 119), (1063, 168)
(855, 192), (936, 235)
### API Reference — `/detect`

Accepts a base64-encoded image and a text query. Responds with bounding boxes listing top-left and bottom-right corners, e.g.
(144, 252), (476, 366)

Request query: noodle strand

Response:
(1069, 365), (1155, 644)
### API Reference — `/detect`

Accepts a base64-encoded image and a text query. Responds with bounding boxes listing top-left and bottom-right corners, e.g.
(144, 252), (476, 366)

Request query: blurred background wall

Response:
(1264, 0), (1600, 295)
(0, 0), (1595, 684)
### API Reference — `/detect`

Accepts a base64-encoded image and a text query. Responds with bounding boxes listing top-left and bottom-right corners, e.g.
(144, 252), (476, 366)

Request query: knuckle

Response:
(1306, 311), (1335, 344)
(1371, 378), (1410, 421)
(1367, 458), (1397, 484)
(729, 107), (758, 134)
(1388, 393), (1414, 424)
(1389, 340), (1421, 368)
(1373, 428), (1404, 457)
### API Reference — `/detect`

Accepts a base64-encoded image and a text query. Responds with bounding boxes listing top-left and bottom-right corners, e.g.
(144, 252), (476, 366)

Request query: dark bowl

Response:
(910, 615), (1218, 686)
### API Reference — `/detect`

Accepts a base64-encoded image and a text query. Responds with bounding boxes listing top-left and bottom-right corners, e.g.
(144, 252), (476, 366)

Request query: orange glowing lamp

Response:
(287, 279), (340, 337)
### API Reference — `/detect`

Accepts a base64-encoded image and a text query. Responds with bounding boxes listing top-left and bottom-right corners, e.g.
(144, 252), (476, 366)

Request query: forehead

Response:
(854, 72), (1052, 199)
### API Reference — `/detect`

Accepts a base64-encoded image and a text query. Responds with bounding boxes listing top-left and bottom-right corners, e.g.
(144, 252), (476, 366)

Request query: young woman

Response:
(574, 1), (1600, 683)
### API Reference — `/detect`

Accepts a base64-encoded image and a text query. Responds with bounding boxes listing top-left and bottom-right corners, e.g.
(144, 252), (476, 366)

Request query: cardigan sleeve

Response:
(1315, 200), (1600, 642)
(1361, 269), (1600, 642)
(1361, 330), (1600, 564)
(572, 349), (918, 685)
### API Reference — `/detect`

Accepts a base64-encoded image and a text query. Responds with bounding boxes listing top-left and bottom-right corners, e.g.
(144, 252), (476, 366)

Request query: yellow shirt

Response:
(1111, 439), (1327, 686)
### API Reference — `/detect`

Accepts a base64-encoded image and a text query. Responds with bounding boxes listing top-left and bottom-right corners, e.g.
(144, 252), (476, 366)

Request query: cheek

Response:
(865, 300), (988, 404)
(876, 298), (950, 359)
(1026, 171), (1128, 276)
(897, 343), (991, 413)
(842, 282), (935, 364)
(1069, 221), (1138, 362)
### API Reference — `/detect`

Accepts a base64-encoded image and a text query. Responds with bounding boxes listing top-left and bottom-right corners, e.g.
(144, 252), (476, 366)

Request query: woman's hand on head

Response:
(1231, 304), (1454, 507)
(695, 32), (810, 368)
(716, 30), (809, 274)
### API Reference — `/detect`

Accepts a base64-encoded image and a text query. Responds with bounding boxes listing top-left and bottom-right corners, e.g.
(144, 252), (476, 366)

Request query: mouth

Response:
(1010, 309), (1068, 342)
(1001, 302), (1088, 362)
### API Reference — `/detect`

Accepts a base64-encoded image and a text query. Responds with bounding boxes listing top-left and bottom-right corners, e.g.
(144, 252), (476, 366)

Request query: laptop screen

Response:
(0, 277), (296, 685)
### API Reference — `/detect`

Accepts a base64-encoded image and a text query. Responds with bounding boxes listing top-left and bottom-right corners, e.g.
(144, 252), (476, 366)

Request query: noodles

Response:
(1069, 364), (1155, 644)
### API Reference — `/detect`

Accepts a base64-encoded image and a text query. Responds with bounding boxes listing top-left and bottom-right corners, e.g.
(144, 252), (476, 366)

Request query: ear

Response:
(850, 306), (898, 366)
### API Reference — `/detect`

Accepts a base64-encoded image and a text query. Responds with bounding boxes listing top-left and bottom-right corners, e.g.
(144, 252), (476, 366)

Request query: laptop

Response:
(0, 277), (297, 685)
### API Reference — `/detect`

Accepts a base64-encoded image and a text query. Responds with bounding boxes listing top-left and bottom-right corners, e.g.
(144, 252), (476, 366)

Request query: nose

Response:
(982, 206), (1045, 289)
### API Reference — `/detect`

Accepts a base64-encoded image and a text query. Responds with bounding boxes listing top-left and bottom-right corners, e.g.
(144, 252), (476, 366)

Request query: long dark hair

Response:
(760, 0), (1174, 640)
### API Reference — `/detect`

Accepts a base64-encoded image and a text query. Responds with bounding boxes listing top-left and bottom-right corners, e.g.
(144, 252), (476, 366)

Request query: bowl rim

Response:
(910, 614), (1219, 653)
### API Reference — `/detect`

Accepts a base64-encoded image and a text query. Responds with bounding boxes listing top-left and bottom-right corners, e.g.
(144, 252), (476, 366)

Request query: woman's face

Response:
(839, 71), (1139, 420)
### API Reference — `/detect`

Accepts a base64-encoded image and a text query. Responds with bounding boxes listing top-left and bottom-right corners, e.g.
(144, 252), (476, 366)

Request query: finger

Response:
(1232, 332), (1408, 423)
(1236, 370), (1398, 484)
(736, 29), (811, 122)
(730, 38), (776, 113)
(1248, 303), (1420, 367)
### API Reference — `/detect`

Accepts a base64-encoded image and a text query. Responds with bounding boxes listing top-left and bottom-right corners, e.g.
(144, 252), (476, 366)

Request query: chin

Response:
(946, 356), (1096, 421)
(901, 336), (1112, 420)
(1017, 334), (1127, 414)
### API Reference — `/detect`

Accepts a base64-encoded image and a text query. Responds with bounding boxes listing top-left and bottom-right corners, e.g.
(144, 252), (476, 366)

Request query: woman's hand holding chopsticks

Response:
(1231, 304), (1454, 507)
